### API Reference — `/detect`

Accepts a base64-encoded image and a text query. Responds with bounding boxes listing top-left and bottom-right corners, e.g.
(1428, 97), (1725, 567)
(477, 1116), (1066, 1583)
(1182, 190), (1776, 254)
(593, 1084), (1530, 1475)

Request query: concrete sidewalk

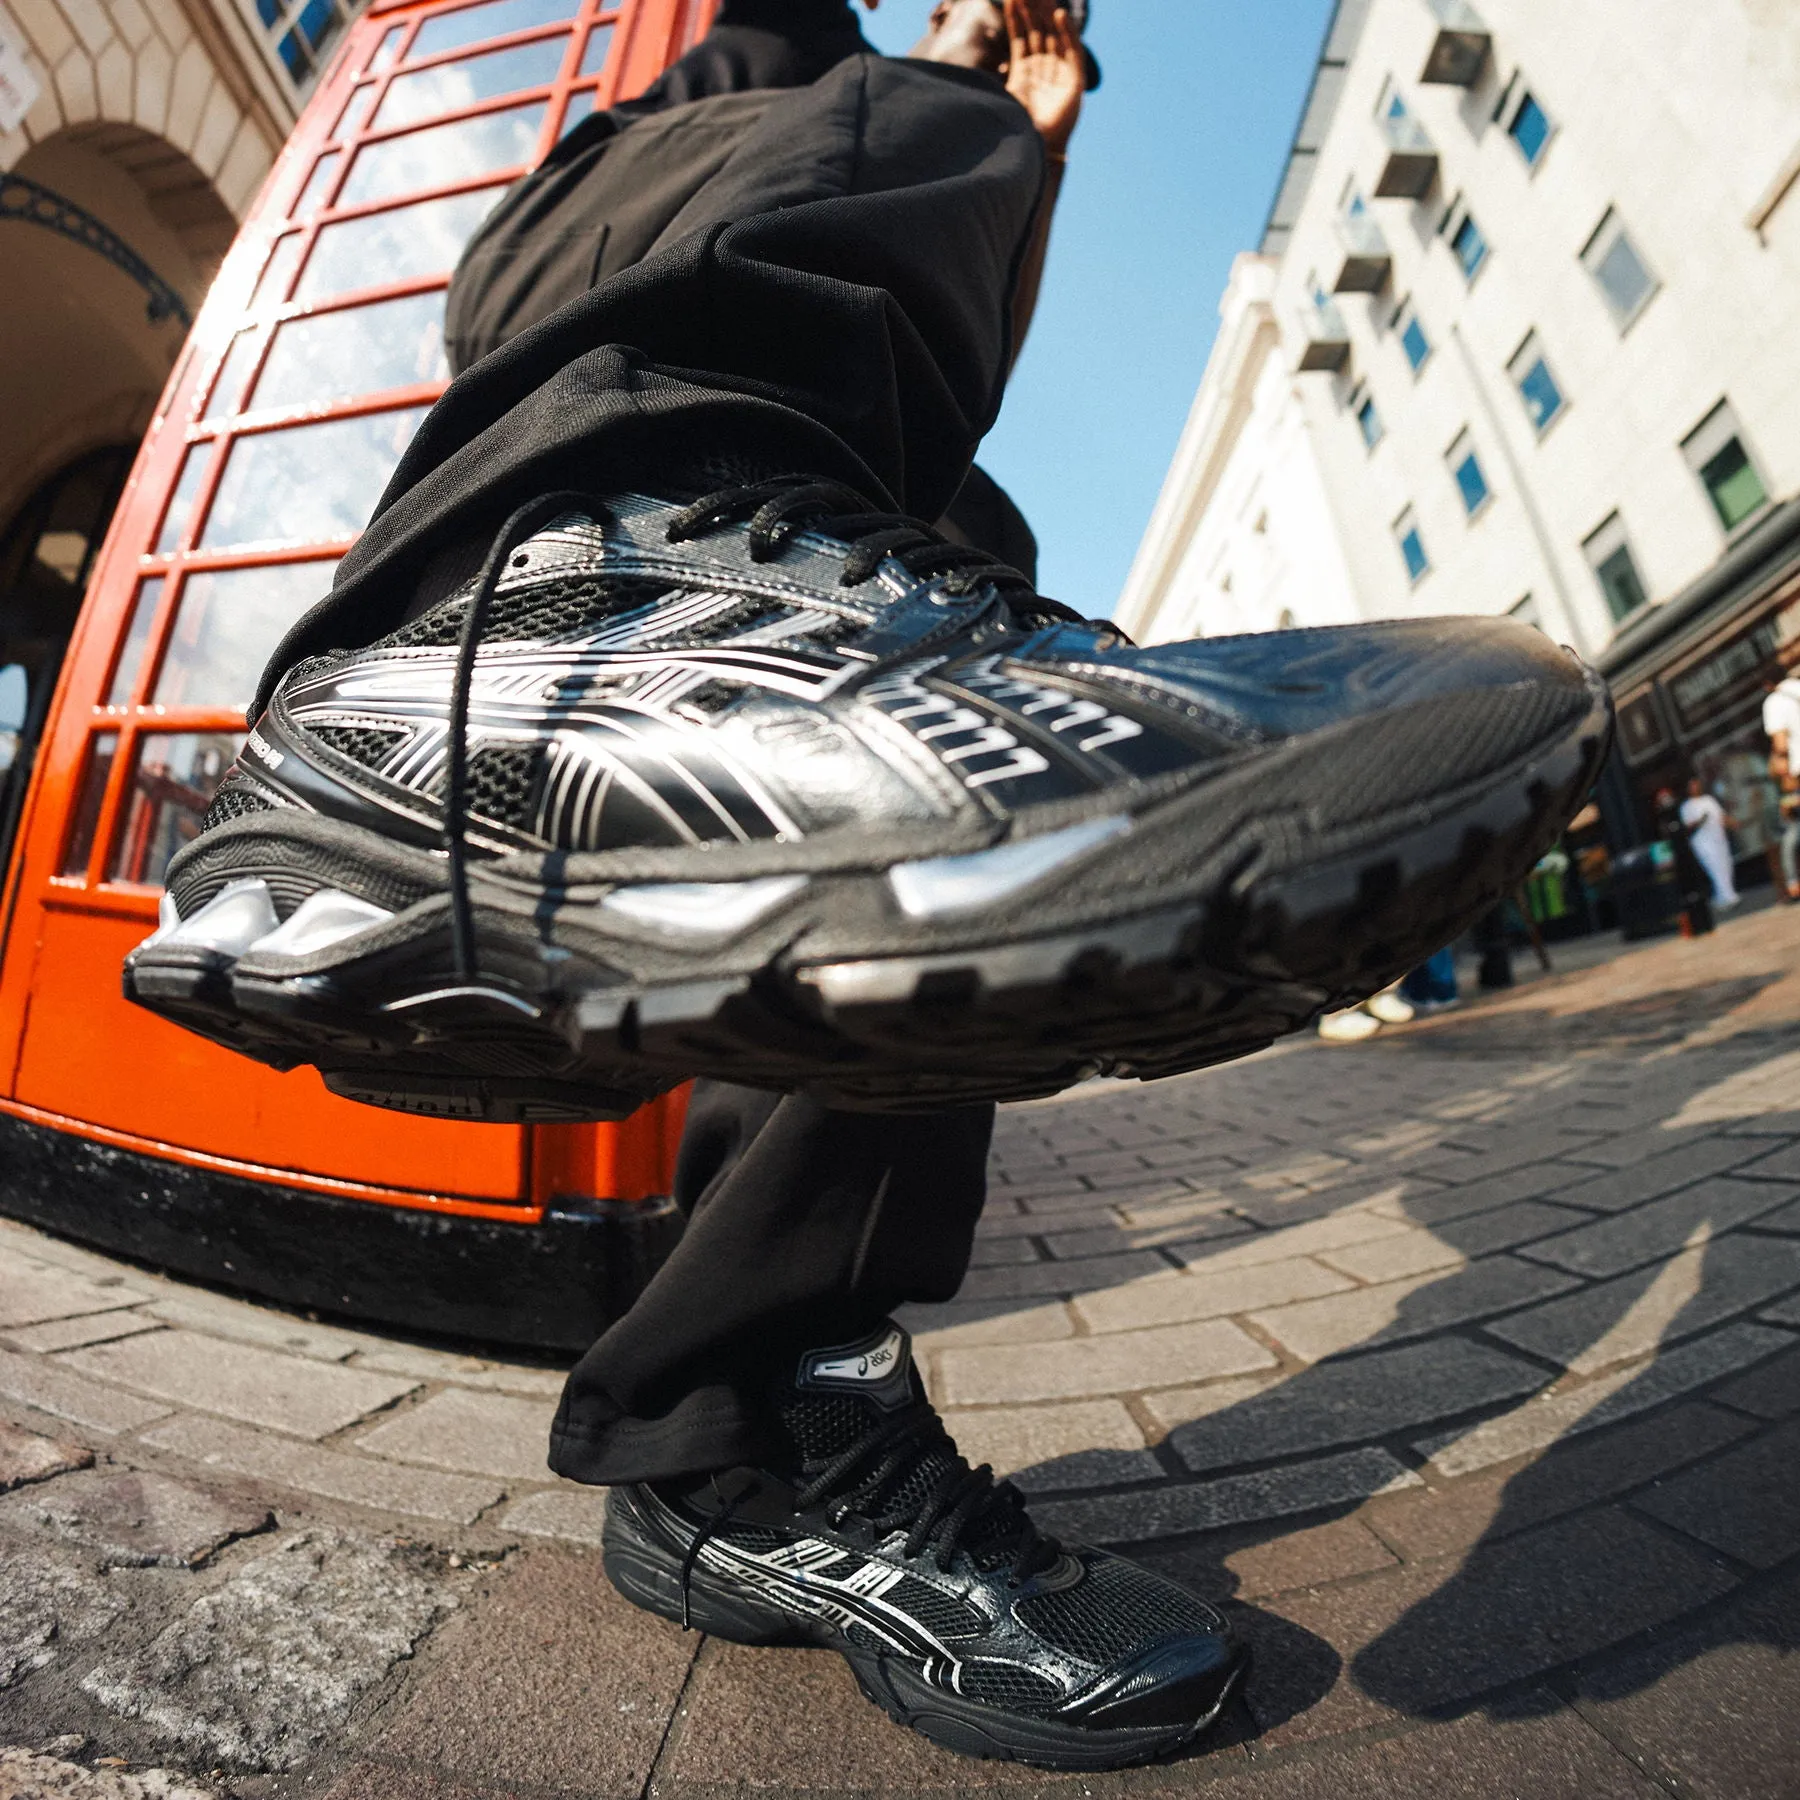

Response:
(0, 910), (1796, 1798)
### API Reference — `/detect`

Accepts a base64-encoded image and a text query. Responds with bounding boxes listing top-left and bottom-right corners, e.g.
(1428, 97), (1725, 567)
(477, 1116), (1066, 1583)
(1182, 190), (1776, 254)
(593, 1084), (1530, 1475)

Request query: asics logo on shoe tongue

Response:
(799, 1326), (912, 1407)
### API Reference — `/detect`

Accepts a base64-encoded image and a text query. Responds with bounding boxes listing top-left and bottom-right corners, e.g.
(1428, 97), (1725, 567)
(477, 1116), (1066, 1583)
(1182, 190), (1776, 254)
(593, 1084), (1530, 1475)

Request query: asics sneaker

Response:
(124, 477), (1612, 1118)
(598, 1322), (1247, 1770)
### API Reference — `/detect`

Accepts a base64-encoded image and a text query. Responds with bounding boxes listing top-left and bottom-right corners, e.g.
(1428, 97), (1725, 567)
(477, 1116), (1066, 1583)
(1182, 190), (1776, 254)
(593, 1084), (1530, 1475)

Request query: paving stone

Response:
(144, 1294), (372, 1362)
(1486, 1233), (1800, 1372)
(0, 1468), (271, 1568)
(373, 1548), (695, 1799)
(322, 1762), (498, 1800)
(1740, 1191), (1800, 1234)
(964, 1234), (1043, 1268)
(1761, 1291), (1800, 1326)
(1630, 1419), (1800, 1568)
(1709, 1340), (1800, 1417)
(0, 1419), (92, 1491)
(0, 1747), (218, 1798)
(503, 1487), (611, 1547)
(5, 1314), (163, 1354)
(1417, 1322), (1793, 1477)
(139, 1415), (505, 1525)
(83, 1528), (455, 1771)
(1369, 1162), (1595, 1226)
(355, 1389), (553, 1480)
(941, 1399), (1158, 1492)
(1518, 1178), (1798, 1279)
(1725, 1136), (1800, 1182)
(1169, 1208), (1413, 1272)
(1170, 1338), (1545, 1473)
(65, 1333), (418, 1440)
(1316, 1230), (1463, 1284)
(1252, 1509), (1733, 1742)
(1140, 1374), (1284, 1436)
(1219, 1515), (1398, 1600)
(952, 1249), (1172, 1301)
(1545, 1135), (1767, 1214)
(0, 1248), (146, 1331)
(896, 1298), (1074, 1352)
(0, 1348), (173, 1435)
(1329, 1203), (1593, 1281)
(349, 1345), (568, 1398)
(935, 1318), (1275, 1406)
(1249, 1255), (1578, 1364)
(1366, 1402), (1753, 1562)
(1040, 1213), (1253, 1260)
(1573, 1566), (1800, 1800)
(1071, 1257), (1350, 1335)
(0, 1544), (124, 1686)
(1031, 1448), (1420, 1544)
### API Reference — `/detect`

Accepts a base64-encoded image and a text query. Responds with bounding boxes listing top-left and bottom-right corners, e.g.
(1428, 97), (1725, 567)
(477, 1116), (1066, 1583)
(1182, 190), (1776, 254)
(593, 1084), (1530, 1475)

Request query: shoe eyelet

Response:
(510, 552), (530, 569)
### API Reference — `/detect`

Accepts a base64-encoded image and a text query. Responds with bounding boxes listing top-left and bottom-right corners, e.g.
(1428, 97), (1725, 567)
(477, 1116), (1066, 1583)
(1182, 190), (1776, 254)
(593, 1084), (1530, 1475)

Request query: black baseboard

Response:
(0, 1111), (683, 1354)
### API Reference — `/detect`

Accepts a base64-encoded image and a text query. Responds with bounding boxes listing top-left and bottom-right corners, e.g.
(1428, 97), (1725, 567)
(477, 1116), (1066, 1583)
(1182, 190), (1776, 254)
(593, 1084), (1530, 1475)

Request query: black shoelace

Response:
(442, 477), (1110, 977)
(793, 1401), (1059, 1581)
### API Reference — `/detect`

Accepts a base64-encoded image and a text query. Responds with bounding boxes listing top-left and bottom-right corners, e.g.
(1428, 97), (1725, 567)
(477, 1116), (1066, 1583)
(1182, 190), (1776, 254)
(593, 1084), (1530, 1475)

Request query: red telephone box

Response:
(0, 0), (721, 1350)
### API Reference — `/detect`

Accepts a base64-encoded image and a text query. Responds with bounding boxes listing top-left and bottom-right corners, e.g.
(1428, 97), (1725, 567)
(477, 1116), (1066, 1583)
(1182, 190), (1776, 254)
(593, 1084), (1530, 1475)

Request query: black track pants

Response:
(295, 16), (1042, 1483)
(550, 1082), (994, 1483)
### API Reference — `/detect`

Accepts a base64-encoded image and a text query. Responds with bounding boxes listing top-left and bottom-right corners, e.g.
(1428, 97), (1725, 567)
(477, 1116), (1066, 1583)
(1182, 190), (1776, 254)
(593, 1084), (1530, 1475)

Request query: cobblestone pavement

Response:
(0, 911), (1798, 1797)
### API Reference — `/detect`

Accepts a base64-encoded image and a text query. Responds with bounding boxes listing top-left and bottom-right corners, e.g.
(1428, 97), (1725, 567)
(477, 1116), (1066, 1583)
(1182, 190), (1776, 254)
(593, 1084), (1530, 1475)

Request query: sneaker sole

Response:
(600, 1492), (1246, 1771)
(125, 672), (1612, 1117)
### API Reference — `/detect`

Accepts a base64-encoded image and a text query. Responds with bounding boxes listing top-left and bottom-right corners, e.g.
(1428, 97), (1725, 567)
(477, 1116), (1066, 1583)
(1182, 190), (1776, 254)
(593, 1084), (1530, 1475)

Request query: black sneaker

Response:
(599, 1323), (1247, 1770)
(124, 478), (1611, 1117)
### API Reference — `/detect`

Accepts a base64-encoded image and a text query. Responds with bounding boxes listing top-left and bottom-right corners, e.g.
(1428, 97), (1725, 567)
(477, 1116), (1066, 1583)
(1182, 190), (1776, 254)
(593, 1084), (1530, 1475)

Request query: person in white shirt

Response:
(1761, 672), (1800, 899)
(1680, 778), (1739, 909)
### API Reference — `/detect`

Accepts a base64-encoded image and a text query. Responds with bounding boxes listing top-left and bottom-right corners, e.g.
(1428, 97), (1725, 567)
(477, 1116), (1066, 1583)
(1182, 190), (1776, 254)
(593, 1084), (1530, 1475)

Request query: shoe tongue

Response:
(785, 1323), (915, 1446)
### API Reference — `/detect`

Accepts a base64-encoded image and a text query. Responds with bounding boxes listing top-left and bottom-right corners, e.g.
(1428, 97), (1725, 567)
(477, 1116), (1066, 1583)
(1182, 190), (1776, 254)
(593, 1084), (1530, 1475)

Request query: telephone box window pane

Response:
(375, 37), (568, 130)
(201, 409), (427, 548)
(201, 330), (265, 422)
(579, 23), (614, 76)
(155, 444), (209, 554)
(107, 578), (165, 706)
(293, 149), (341, 220)
(332, 81), (379, 141)
(558, 89), (595, 136)
(154, 563), (340, 710)
(60, 731), (118, 877)
(251, 232), (305, 310)
(410, 0), (578, 62)
(109, 733), (245, 887)
(254, 293), (448, 411)
(337, 103), (544, 209)
(370, 23), (406, 71)
(297, 187), (505, 301)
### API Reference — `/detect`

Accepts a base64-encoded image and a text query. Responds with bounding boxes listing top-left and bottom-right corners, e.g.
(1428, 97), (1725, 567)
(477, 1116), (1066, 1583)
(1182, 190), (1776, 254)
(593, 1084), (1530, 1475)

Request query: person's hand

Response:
(1003, 0), (1082, 157)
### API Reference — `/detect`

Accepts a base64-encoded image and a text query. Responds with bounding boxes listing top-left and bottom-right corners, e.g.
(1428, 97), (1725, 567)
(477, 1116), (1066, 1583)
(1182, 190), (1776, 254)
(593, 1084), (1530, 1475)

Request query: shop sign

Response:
(1617, 685), (1671, 766)
(0, 6), (39, 135)
(1666, 594), (1800, 733)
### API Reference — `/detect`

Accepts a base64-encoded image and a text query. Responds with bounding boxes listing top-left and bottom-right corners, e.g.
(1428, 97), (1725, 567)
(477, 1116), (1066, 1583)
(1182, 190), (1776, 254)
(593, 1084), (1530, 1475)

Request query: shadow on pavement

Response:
(927, 949), (1800, 1753)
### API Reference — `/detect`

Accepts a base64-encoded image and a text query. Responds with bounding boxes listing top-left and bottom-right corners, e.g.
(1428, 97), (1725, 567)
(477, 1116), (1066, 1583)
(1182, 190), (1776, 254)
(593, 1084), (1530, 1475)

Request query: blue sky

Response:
(858, 0), (1335, 613)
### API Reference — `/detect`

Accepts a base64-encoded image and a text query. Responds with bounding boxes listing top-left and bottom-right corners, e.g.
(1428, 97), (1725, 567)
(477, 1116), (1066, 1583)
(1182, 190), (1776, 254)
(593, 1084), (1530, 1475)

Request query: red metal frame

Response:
(0, 0), (721, 1221)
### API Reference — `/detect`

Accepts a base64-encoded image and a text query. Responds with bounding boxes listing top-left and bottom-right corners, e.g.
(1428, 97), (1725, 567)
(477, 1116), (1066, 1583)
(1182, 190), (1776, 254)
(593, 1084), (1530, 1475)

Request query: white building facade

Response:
(1118, 0), (1800, 854)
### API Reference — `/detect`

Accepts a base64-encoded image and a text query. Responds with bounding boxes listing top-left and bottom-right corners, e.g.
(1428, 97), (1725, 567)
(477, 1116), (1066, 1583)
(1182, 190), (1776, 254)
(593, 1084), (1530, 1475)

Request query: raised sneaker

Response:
(599, 1323), (1247, 1770)
(124, 477), (1613, 1118)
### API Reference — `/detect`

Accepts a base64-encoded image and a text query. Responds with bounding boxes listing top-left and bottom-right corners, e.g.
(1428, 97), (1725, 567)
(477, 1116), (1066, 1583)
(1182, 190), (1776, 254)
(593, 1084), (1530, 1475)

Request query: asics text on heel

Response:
(124, 478), (1614, 1117)
(596, 1324), (1248, 1770)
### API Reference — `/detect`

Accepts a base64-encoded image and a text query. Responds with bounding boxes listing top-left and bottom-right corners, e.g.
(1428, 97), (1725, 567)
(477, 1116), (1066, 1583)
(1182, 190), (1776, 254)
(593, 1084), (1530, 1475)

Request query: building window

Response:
(1446, 430), (1491, 516)
(1502, 86), (1552, 166)
(1581, 209), (1658, 329)
(1442, 199), (1489, 281)
(1583, 513), (1649, 623)
(1394, 298), (1432, 372)
(1507, 330), (1565, 434)
(237, 0), (355, 93)
(1350, 382), (1384, 449)
(1681, 401), (1771, 533)
(1395, 507), (1430, 583)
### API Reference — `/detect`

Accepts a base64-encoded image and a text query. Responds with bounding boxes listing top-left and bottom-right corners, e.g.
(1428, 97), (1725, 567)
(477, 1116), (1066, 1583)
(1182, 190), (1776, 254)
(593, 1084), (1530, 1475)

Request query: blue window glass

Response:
(1509, 93), (1550, 165)
(1454, 450), (1490, 515)
(1516, 356), (1563, 431)
(277, 27), (308, 80)
(1399, 526), (1429, 582)
(297, 0), (334, 49)
(1451, 213), (1488, 280)
(1357, 395), (1383, 449)
(1401, 314), (1431, 370)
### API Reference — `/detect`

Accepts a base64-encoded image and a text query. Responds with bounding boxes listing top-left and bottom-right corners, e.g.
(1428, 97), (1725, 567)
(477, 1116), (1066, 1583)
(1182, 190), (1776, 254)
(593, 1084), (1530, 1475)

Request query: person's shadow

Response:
(918, 972), (1800, 1752)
